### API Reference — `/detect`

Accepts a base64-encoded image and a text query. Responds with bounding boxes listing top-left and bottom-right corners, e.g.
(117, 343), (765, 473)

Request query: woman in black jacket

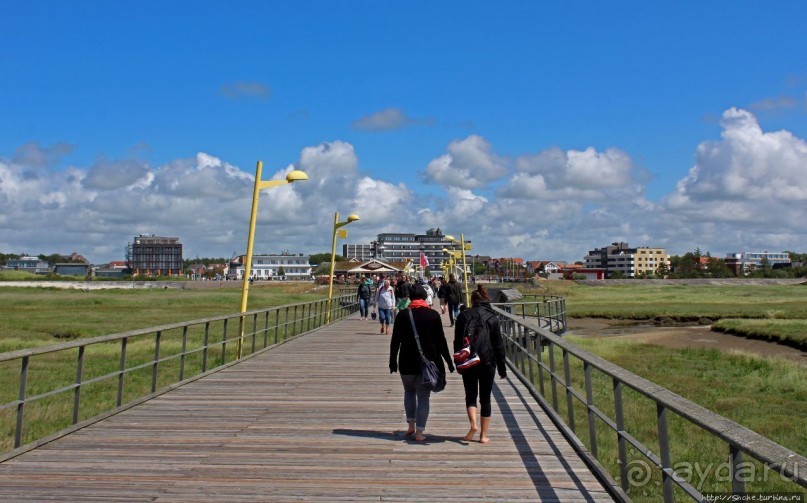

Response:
(389, 285), (454, 441)
(454, 284), (507, 443)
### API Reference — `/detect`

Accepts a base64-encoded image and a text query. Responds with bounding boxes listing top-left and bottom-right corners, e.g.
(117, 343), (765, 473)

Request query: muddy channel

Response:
(566, 318), (807, 365)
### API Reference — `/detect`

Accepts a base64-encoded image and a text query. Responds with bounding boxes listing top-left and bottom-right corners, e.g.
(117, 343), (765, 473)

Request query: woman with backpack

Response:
(357, 276), (373, 320)
(453, 284), (507, 443)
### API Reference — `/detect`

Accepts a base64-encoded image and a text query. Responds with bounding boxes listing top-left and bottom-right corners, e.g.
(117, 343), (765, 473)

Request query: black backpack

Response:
(464, 308), (493, 363)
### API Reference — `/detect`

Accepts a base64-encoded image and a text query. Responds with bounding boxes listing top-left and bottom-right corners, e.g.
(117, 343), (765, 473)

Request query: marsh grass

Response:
(526, 282), (807, 319)
(535, 337), (807, 501)
(713, 319), (807, 346)
(0, 284), (340, 453)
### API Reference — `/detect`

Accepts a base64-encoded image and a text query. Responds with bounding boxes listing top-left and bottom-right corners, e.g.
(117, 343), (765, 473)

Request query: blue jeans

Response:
(359, 298), (369, 318)
(448, 301), (461, 325)
(400, 373), (431, 431)
(378, 308), (392, 326)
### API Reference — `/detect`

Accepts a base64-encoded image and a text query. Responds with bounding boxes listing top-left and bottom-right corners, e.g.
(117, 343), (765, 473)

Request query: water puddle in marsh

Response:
(567, 318), (807, 364)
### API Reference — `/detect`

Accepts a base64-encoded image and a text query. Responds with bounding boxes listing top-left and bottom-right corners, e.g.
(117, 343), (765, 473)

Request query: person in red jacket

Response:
(389, 285), (454, 441)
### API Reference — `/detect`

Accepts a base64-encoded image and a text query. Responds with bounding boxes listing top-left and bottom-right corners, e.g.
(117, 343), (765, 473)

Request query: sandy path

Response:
(566, 318), (807, 365)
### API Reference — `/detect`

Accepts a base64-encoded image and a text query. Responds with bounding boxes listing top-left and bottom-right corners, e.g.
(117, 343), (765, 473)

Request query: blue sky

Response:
(2, 2), (806, 264)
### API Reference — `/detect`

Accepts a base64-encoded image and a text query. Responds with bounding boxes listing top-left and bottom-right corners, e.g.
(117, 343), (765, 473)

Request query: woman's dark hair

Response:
(470, 284), (491, 306)
(411, 285), (428, 300)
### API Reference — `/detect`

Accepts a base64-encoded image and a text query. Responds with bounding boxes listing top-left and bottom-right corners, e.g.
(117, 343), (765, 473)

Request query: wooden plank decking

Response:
(0, 312), (613, 502)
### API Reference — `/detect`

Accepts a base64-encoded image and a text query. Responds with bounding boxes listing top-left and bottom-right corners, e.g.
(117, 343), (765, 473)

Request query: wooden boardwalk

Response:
(0, 312), (613, 502)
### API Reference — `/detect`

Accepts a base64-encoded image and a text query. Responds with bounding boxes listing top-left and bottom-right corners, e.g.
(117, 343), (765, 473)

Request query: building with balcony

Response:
(584, 242), (669, 278)
(725, 251), (791, 275)
(229, 253), (313, 280)
(343, 244), (373, 261)
(343, 228), (471, 277)
(126, 235), (184, 277)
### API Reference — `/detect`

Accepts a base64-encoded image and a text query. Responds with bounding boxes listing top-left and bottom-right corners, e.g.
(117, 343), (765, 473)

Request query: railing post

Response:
(263, 311), (270, 348)
(202, 322), (210, 372)
(584, 362), (598, 459)
(151, 331), (162, 393)
(72, 345), (85, 424)
(294, 305), (299, 336)
(221, 319), (228, 366)
(15, 355), (29, 448)
(175, 326), (185, 381)
(274, 308), (280, 344)
(117, 337), (127, 407)
(519, 324), (528, 375)
(526, 328), (535, 386)
(613, 379), (629, 492)
(284, 306), (290, 340)
(563, 349), (575, 431)
(548, 342), (559, 412)
(536, 332), (546, 397)
(730, 444), (745, 494)
(561, 298), (567, 335)
(251, 313), (257, 354)
(657, 403), (675, 502)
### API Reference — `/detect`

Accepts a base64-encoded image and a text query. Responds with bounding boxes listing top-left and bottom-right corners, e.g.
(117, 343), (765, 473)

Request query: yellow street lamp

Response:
(327, 211), (359, 323)
(237, 162), (308, 359)
(447, 234), (472, 306)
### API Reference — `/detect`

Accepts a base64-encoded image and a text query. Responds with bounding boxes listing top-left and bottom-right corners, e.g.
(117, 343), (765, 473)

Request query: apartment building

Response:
(584, 242), (669, 278)
(230, 253), (313, 280)
(725, 251), (791, 274)
(126, 235), (184, 276)
(344, 228), (471, 275)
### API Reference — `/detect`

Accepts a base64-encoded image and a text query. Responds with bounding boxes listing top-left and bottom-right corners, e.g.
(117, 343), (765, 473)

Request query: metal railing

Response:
(492, 300), (807, 501)
(496, 294), (568, 335)
(0, 293), (358, 460)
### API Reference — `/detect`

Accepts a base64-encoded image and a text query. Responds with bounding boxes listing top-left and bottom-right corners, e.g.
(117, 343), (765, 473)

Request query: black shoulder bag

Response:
(407, 309), (446, 393)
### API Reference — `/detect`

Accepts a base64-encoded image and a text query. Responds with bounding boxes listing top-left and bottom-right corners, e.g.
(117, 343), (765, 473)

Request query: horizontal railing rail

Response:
(0, 292), (358, 460)
(492, 301), (807, 501)
(495, 295), (568, 335)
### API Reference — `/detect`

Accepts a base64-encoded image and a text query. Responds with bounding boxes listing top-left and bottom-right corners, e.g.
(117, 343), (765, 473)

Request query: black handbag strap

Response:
(406, 309), (426, 357)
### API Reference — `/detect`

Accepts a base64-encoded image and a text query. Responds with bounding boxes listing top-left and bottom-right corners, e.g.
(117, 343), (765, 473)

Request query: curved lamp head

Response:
(286, 170), (308, 182)
(445, 235), (456, 242)
(442, 248), (451, 254)
(346, 214), (360, 223)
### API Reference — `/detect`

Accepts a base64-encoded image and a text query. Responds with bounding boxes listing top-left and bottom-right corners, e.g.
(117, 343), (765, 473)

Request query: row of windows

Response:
(254, 260), (308, 265)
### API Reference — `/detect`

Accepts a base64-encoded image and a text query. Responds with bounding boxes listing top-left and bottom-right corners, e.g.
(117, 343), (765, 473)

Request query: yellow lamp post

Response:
(326, 211), (359, 323)
(237, 162), (308, 359)
(447, 234), (472, 306)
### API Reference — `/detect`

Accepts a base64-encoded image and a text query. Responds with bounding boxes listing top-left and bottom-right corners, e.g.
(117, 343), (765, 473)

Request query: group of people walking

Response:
(388, 283), (507, 443)
(358, 272), (466, 335)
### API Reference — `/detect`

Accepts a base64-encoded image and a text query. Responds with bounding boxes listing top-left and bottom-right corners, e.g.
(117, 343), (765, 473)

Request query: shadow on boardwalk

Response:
(0, 314), (611, 502)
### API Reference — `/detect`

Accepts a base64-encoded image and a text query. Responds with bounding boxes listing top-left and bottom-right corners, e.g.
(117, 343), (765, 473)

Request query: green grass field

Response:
(524, 281), (807, 348)
(0, 280), (805, 498)
(0, 282), (327, 352)
(562, 336), (806, 499)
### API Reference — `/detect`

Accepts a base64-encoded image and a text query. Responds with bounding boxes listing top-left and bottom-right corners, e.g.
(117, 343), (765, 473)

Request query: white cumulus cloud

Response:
(424, 135), (507, 189)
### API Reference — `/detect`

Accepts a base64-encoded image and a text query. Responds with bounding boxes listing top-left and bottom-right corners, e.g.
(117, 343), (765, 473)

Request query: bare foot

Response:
(414, 433), (426, 442)
(405, 429), (415, 436)
(463, 427), (478, 441)
(479, 435), (490, 444)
